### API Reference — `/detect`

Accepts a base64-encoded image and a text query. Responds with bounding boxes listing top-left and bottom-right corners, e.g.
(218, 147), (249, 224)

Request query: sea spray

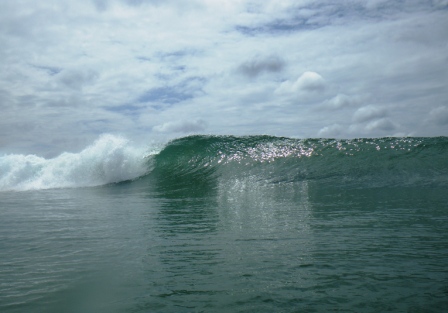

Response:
(0, 134), (150, 191)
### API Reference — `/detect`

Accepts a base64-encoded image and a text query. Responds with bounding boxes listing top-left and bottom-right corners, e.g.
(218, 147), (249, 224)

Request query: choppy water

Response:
(1, 135), (447, 312)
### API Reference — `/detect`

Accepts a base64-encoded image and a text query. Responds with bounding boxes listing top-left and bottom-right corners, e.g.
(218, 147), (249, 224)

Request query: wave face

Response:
(0, 135), (150, 191)
(148, 135), (448, 190)
(1, 135), (447, 191)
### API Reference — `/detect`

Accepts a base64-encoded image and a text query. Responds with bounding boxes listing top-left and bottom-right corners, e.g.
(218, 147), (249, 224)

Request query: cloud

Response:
(353, 106), (386, 123)
(432, 0), (448, 8)
(322, 94), (361, 109)
(56, 69), (99, 91)
(351, 106), (396, 134)
(365, 118), (396, 132)
(294, 71), (325, 91)
(238, 55), (285, 78)
(92, 0), (109, 11)
(318, 124), (343, 138)
(428, 106), (448, 125)
(138, 86), (193, 105)
(0, 0), (447, 155)
(137, 76), (206, 106)
(234, 0), (448, 36)
(0, 89), (14, 109)
(153, 119), (207, 133)
(276, 71), (325, 94)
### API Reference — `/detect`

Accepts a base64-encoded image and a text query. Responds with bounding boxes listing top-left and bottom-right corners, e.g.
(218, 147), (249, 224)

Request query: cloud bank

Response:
(0, 0), (447, 155)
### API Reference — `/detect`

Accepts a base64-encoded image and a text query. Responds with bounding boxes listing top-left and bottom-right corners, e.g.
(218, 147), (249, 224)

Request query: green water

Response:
(1, 136), (447, 312)
(1, 183), (447, 312)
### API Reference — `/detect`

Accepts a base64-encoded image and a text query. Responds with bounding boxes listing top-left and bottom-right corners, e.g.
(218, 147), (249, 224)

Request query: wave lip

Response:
(0, 135), (150, 192)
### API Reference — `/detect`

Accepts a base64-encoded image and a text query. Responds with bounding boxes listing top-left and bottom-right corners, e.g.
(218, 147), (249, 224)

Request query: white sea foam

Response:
(0, 134), (151, 191)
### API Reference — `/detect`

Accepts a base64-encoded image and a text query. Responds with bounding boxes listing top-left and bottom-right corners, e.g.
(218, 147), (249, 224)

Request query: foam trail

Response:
(0, 134), (150, 191)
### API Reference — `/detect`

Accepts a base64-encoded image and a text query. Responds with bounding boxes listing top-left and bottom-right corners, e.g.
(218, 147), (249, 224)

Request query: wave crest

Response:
(0, 134), (150, 191)
(150, 135), (448, 189)
(2, 134), (447, 192)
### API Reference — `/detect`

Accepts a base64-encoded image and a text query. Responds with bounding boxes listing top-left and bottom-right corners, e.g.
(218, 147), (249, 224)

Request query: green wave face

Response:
(140, 136), (448, 193)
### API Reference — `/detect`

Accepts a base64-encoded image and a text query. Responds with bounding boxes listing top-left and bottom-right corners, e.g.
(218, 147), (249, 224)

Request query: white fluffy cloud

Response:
(295, 72), (326, 91)
(276, 71), (325, 94)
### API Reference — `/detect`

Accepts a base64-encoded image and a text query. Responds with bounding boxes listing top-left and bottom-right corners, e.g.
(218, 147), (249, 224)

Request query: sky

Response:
(1, 0), (447, 157)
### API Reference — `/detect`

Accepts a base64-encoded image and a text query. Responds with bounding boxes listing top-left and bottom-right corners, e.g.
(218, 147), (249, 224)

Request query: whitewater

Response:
(1, 134), (447, 312)
(0, 135), (151, 191)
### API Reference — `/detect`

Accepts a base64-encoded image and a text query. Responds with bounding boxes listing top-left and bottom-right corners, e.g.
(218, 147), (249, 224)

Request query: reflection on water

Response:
(130, 167), (319, 311)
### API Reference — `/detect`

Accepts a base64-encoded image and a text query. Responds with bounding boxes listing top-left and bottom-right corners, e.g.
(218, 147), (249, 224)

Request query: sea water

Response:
(1, 135), (447, 312)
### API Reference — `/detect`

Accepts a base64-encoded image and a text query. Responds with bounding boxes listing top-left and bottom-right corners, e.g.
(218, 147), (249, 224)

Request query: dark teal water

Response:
(1, 136), (448, 312)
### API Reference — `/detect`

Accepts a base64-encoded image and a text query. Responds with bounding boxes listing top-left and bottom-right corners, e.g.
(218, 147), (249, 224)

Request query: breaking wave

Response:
(148, 135), (448, 189)
(0, 134), (151, 191)
(1, 134), (447, 192)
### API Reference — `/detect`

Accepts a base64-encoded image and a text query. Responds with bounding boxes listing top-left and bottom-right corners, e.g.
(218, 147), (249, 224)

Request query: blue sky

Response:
(1, 0), (447, 156)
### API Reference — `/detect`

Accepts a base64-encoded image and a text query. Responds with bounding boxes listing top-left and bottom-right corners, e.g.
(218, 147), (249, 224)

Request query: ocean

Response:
(1, 135), (447, 312)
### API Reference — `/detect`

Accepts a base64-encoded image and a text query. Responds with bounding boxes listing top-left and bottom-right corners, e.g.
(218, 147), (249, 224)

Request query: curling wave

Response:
(1, 134), (447, 192)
